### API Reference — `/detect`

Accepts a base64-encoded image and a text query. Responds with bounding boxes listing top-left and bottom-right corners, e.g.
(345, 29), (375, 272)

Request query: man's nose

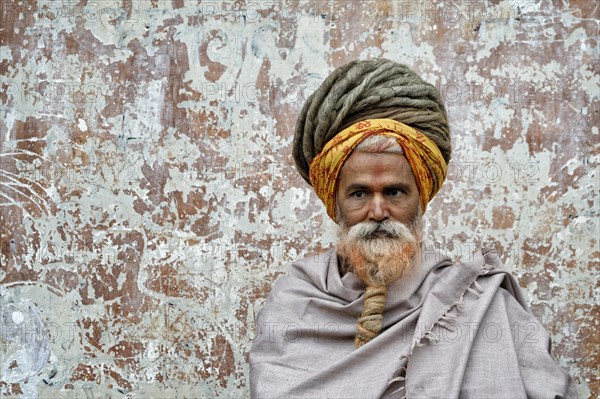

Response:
(367, 194), (389, 222)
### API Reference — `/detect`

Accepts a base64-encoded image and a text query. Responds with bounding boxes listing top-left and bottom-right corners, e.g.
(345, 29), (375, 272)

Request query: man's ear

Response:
(334, 200), (344, 226)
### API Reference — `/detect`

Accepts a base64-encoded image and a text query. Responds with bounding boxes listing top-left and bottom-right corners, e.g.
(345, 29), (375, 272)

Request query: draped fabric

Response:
(308, 119), (447, 221)
(249, 248), (579, 399)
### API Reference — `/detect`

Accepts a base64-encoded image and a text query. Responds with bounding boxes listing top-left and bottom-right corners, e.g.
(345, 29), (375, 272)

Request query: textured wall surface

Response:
(0, 0), (598, 397)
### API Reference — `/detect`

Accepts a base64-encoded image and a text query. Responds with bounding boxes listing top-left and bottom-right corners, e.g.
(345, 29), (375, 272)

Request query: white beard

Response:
(336, 217), (423, 286)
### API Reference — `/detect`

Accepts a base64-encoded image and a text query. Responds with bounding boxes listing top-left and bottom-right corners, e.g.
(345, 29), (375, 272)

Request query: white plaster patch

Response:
(560, 9), (578, 27)
(11, 311), (25, 324)
(564, 27), (587, 50)
(381, 26), (436, 63)
(574, 63), (600, 100)
(0, 46), (12, 62)
(77, 118), (88, 131)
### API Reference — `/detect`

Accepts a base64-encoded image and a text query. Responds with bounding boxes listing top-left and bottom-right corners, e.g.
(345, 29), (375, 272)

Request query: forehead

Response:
(338, 152), (416, 185)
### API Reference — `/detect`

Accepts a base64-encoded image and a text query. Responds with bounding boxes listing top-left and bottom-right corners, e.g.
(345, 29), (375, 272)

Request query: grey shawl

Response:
(249, 248), (578, 398)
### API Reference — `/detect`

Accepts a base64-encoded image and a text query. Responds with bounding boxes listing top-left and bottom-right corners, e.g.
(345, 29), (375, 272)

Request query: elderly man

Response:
(249, 59), (578, 398)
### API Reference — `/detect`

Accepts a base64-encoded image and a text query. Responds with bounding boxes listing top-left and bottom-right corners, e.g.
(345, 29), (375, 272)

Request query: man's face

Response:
(336, 151), (421, 226)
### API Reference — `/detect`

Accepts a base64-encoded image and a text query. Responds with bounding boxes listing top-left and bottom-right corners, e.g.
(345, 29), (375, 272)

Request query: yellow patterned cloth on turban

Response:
(308, 118), (448, 222)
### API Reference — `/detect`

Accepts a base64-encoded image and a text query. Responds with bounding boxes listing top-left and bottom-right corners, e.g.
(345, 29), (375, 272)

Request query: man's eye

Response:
(351, 191), (366, 198)
(387, 189), (404, 196)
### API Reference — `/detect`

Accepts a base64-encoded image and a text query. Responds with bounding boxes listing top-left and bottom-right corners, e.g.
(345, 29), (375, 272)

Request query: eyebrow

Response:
(345, 183), (412, 193)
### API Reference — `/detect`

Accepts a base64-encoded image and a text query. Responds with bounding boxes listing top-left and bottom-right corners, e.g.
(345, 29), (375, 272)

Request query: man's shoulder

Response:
(280, 247), (337, 279)
(266, 248), (336, 296)
(291, 247), (337, 266)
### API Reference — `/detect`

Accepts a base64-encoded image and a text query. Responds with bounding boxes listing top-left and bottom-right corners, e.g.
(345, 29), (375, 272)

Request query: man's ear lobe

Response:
(334, 201), (343, 226)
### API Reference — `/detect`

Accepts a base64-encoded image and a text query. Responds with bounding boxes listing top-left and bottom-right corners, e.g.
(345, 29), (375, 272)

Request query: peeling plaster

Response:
(0, 0), (597, 397)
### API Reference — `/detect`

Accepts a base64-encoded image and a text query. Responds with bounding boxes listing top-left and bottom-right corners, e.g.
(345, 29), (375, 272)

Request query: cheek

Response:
(391, 197), (420, 221)
(345, 209), (364, 224)
(337, 199), (366, 223)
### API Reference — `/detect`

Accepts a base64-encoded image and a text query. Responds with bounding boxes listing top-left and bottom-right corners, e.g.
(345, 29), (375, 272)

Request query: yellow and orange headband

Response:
(308, 118), (447, 222)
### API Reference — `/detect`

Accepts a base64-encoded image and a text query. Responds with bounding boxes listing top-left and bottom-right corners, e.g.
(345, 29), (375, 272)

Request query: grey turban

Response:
(292, 58), (451, 185)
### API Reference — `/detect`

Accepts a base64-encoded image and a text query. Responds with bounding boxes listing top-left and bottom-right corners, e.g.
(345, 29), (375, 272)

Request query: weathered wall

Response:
(0, 0), (597, 397)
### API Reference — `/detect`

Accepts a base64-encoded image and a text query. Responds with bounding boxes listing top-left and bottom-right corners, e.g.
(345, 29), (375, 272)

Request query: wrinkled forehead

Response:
(339, 151), (417, 185)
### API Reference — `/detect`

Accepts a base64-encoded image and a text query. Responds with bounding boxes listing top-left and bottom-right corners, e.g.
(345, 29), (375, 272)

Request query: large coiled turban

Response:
(292, 59), (451, 221)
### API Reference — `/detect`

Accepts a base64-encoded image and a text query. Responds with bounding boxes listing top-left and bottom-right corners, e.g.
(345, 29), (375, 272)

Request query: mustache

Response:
(344, 219), (417, 241)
